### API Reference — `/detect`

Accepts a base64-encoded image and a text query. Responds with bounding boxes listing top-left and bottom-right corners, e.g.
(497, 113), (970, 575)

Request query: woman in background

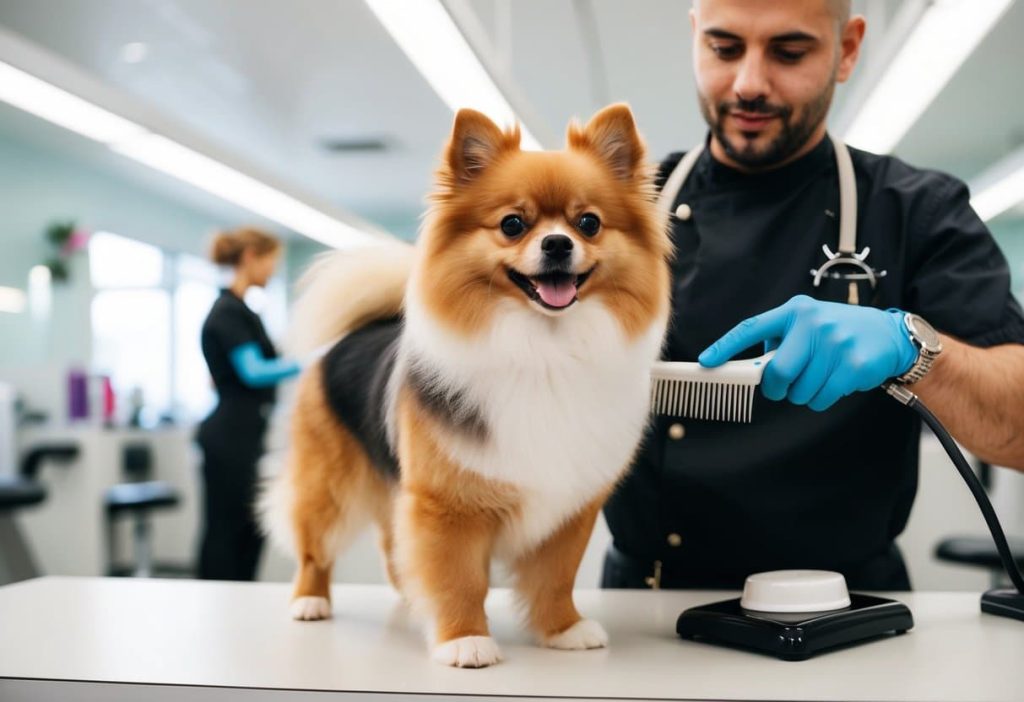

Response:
(197, 227), (299, 580)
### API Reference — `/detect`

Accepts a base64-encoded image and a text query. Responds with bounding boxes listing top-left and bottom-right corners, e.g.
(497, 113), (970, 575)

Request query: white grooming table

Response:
(0, 577), (1021, 701)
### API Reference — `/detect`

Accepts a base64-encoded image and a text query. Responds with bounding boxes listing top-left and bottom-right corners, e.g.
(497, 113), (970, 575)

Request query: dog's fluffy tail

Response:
(261, 241), (414, 560)
(286, 241), (416, 356)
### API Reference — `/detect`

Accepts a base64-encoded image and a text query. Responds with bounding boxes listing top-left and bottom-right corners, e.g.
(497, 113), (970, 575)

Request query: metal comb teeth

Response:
(649, 352), (774, 424)
(650, 379), (756, 423)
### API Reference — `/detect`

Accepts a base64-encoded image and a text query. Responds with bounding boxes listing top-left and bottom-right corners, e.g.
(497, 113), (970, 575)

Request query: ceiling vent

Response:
(318, 136), (392, 153)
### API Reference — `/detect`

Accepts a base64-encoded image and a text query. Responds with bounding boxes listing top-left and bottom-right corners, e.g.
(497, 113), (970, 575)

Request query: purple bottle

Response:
(68, 369), (88, 421)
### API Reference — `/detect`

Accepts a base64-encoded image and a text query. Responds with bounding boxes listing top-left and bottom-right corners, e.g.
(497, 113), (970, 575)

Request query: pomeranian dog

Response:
(262, 103), (671, 668)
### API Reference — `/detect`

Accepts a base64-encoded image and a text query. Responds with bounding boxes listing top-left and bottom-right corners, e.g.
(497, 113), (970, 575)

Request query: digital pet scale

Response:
(675, 385), (1024, 661)
(676, 570), (913, 661)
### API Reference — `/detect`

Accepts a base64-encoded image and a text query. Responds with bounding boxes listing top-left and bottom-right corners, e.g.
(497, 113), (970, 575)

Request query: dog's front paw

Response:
(543, 618), (609, 650)
(432, 635), (503, 668)
(290, 596), (332, 621)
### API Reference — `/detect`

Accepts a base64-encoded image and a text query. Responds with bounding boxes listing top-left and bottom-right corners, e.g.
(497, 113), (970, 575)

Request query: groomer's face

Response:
(691, 0), (864, 171)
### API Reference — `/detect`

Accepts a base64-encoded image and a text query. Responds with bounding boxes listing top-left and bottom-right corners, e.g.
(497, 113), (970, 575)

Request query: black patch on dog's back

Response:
(407, 362), (488, 442)
(320, 318), (490, 479)
(321, 318), (402, 480)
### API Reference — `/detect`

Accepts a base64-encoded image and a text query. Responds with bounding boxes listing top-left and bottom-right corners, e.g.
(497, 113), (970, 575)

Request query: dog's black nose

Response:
(541, 234), (573, 260)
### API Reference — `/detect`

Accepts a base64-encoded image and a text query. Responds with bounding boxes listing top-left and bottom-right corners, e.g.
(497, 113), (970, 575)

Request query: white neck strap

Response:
(659, 133), (857, 254)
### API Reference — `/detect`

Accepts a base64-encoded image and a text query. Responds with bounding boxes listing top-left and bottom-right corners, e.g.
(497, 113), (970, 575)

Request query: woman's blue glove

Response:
(697, 295), (919, 411)
(230, 343), (301, 388)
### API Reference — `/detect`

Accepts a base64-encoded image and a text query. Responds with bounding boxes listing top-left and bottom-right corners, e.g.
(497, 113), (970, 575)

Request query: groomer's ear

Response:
(568, 103), (646, 181)
(836, 16), (866, 83)
(445, 109), (520, 185)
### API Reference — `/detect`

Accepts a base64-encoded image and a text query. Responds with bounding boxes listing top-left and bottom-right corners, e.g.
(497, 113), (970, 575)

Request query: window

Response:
(89, 232), (171, 426)
(174, 254), (220, 421)
(89, 231), (289, 426)
(88, 232), (164, 288)
(92, 289), (172, 424)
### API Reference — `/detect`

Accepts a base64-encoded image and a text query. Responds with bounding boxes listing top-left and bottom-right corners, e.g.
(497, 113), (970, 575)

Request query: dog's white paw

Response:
(432, 636), (503, 668)
(543, 619), (609, 650)
(290, 596), (332, 621)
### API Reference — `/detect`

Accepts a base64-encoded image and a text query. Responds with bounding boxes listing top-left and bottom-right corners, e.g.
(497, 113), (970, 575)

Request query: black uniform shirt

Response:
(200, 289), (279, 407)
(603, 134), (1024, 589)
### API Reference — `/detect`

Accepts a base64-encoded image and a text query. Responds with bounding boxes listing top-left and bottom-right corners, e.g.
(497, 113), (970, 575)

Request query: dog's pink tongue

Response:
(535, 279), (577, 308)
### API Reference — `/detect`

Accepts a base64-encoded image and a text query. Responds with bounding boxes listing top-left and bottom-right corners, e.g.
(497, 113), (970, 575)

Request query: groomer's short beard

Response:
(698, 76), (836, 170)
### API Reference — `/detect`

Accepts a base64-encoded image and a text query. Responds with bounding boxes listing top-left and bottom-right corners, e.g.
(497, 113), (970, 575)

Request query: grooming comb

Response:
(650, 351), (776, 423)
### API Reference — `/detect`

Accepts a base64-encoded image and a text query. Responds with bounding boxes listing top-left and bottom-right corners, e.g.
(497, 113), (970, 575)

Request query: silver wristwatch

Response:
(896, 313), (943, 385)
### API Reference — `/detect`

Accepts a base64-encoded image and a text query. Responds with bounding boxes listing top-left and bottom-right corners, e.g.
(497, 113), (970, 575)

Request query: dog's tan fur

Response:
(268, 104), (671, 667)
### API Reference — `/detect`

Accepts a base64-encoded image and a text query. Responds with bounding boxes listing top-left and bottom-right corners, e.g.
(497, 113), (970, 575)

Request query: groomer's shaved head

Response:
(689, 0), (865, 171)
(694, 0), (850, 28)
(832, 0), (851, 25)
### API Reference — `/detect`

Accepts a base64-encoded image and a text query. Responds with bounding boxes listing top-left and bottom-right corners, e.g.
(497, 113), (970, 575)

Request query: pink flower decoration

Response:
(61, 229), (91, 254)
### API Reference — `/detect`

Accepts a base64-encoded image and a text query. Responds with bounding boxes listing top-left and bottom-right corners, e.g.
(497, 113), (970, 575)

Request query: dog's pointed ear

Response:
(446, 109), (520, 185)
(567, 103), (645, 181)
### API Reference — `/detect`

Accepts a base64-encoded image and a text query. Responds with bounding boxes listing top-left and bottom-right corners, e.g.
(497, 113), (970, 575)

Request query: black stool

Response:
(0, 476), (46, 585)
(103, 443), (181, 577)
(935, 535), (1024, 587)
(21, 444), (80, 481)
(1, 443), (81, 584)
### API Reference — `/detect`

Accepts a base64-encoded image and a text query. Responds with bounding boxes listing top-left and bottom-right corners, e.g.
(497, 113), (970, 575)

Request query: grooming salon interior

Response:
(1, 1), (1024, 700)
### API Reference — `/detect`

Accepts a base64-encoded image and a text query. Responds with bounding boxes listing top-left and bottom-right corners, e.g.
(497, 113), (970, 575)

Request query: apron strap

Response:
(658, 142), (705, 214)
(658, 135), (859, 260)
(830, 133), (858, 255)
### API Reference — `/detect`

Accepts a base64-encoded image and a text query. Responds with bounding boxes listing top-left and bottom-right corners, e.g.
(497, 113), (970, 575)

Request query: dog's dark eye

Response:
(577, 213), (601, 237)
(500, 215), (526, 238)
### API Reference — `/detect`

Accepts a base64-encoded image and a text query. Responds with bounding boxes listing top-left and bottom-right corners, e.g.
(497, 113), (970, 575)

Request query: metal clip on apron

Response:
(659, 134), (883, 306)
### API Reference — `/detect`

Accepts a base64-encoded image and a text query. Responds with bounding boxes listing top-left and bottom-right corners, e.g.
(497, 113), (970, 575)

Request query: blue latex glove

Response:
(229, 342), (301, 388)
(698, 295), (919, 412)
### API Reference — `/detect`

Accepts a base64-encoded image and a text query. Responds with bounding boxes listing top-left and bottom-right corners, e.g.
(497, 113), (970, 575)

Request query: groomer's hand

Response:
(698, 295), (918, 411)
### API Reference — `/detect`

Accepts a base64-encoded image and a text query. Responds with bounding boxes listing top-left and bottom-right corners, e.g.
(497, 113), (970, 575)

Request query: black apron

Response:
(602, 133), (1024, 591)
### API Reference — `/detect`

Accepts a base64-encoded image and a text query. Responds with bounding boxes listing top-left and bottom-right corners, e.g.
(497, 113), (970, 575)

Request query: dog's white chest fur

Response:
(402, 294), (665, 555)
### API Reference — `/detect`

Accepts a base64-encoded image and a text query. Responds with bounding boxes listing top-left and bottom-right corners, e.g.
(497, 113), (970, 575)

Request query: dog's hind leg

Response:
(371, 491), (404, 595)
(280, 371), (379, 621)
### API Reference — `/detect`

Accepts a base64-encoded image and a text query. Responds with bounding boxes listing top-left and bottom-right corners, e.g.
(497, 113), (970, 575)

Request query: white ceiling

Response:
(896, 0), (1024, 181)
(0, 0), (1021, 242)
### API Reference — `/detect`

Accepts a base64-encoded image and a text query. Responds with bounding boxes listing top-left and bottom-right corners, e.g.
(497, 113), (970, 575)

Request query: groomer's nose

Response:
(733, 53), (770, 103)
(541, 234), (574, 261)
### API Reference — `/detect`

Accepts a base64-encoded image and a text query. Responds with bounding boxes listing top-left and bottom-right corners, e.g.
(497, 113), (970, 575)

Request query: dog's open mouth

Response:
(507, 266), (596, 310)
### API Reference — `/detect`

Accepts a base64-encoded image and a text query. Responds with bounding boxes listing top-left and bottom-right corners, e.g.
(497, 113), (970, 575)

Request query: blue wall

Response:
(0, 130), (239, 371)
(991, 220), (1024, 299)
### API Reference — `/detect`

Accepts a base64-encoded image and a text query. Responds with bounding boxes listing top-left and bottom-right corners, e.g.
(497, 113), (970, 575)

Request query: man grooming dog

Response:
(602, 0), (1024, 592)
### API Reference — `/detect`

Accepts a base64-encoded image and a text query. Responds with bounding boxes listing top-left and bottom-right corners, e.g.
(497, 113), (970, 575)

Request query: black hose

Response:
(898, 390), (1024, 594)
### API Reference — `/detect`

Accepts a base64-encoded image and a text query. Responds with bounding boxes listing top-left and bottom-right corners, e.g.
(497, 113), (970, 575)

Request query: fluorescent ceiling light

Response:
(0, 61), (145, 143)
(0, 60), (378, 248)
(970, 146), (1024, 222)
(843, 0), (1013, 154)
(112, 134), (377, 249)
(365, 0), (542, 150)
(0, 286), (27, 314)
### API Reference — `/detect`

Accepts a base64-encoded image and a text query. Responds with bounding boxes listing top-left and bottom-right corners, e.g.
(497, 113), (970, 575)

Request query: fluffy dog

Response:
(263, 103), (671, 667)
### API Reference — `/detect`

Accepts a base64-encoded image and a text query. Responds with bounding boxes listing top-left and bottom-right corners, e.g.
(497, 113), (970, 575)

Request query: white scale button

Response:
(741, 570), (852, 613)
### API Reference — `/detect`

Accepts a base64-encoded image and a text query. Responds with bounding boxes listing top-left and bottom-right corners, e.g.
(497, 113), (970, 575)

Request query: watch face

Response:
(907, 315), (942, 351)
